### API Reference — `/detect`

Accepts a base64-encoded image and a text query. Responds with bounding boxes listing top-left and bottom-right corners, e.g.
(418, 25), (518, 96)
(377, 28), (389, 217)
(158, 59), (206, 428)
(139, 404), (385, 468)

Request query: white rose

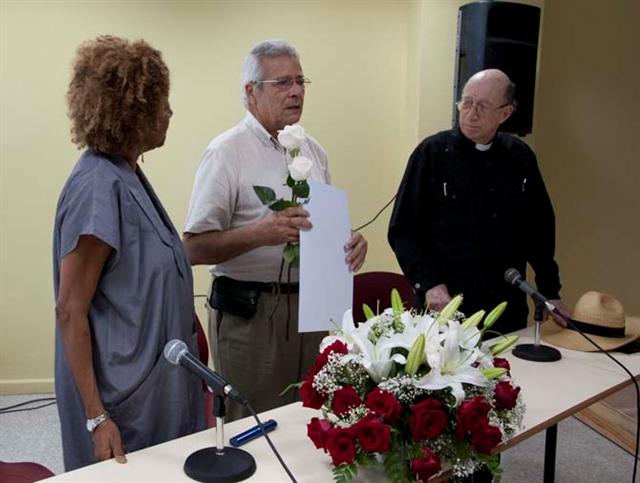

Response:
(278, 124), (305, 150)
(289, 155), (313, 181)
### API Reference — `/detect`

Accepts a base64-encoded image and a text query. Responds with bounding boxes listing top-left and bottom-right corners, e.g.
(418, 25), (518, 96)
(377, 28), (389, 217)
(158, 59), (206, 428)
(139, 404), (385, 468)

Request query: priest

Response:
(388, 69), (569, 336)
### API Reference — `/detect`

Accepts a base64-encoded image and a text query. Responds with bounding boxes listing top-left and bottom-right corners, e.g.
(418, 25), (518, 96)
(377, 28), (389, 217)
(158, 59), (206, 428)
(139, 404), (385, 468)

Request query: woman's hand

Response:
(93, 419), (127, 464)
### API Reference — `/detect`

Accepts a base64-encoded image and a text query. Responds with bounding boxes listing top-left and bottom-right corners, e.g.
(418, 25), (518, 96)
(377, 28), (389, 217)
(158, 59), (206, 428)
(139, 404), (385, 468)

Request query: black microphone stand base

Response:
(513, 343), (561, 362)
(184, 446), (256, 483)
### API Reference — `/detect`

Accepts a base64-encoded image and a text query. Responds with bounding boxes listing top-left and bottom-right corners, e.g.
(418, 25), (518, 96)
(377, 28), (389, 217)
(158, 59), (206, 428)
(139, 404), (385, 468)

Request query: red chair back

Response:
(352, 271), (416, 323)
(193, 314), (215, 428)
(0, 461), (54, 483)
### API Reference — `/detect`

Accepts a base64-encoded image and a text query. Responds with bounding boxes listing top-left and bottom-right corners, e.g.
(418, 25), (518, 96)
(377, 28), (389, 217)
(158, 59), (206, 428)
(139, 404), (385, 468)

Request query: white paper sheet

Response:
(298, 180), (353, 332)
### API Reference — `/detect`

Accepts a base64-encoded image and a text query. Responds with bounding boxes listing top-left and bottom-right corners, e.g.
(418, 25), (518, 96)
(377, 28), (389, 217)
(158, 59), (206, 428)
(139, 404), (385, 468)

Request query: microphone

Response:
(163, 339), (246, 404)
(504, 268), (562, 363)
(504, 268), (556, 312)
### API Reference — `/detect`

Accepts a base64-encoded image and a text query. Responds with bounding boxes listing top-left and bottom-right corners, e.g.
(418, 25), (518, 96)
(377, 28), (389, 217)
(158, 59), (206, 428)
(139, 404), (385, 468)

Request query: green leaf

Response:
(332, 463), (358, 483)
(292, 180), (310, 198)
(362, 304), (376, 320)
(383, 447), (412, 483)
(283, 243), (300, 267)
(278, 381), (304, 396)
(286, 175), (295, 188)
(268, 199), (298, 211)
(253, 186), (276, 205)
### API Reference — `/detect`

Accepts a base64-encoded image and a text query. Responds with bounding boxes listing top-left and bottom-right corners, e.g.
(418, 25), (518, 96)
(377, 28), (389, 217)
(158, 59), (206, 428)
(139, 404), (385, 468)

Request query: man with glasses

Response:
(389, 69), (567, 339)
(183, 39), (367, 421)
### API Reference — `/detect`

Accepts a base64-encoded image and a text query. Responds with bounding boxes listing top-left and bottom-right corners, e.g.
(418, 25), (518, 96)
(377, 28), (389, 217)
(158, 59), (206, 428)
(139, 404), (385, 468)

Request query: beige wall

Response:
(8, 0), (635, 395)
(0, 0), (465, 393)
(535, 0), (640, 314)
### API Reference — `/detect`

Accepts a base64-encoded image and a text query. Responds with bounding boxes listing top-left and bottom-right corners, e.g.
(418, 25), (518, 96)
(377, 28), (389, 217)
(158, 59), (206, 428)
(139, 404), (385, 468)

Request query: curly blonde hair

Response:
(67, 35), (170, 155)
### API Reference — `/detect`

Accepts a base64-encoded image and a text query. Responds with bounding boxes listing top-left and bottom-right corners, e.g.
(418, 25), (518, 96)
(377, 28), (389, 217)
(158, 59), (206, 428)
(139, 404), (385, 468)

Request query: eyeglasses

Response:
(456, 98), (510, 116)
(253, 76), (311, 91)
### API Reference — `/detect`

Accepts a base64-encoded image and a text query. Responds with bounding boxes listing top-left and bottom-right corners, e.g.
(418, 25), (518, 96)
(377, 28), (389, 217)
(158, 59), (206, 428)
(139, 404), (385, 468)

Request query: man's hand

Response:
(425, 284), (452, 311)
(257, 206), (312, 246)
(344, 231), (367, 272)
(546, 299), (571, 327)
(93, 418), (126, 464)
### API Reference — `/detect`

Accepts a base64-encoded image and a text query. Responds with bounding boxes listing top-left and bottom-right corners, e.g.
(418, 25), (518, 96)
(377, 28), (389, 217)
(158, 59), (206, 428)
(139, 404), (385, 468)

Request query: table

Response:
(43, 326), (639, 482)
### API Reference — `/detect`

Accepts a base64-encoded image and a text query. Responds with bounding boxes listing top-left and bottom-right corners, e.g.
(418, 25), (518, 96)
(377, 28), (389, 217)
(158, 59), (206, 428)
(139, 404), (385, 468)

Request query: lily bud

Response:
(462, 310), (486, 329)
(405, 334), (426, 376)
(436, 294), (463, 325)
(483, 302), (507, 331)
(490, 335), (519, 356)
(481, 367), (508, 380)
(391, 288), (404, 316)
(362, 304), (375, 321)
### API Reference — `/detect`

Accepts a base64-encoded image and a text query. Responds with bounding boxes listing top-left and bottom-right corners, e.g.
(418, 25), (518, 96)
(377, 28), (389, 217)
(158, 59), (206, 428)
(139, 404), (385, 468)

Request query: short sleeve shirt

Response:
(52, 150), (205, 470)
(184, 112), (330, 282)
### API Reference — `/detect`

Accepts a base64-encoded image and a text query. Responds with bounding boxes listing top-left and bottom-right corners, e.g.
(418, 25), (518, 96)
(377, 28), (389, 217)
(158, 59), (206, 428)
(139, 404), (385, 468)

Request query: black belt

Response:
(213, 276), (299, 294)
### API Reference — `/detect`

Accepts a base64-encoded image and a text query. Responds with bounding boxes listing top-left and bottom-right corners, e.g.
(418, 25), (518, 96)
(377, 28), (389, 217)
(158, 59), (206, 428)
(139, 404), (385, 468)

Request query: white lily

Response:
(378, 312), (436, 354)
(416, 320), (489, 405)
(343, 334), (406, 383)
(319, 309), (368, 353)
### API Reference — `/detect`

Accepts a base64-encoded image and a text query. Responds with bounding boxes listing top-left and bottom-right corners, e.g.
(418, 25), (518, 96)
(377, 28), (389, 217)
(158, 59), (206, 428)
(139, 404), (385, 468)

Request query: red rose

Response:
(492, 357), (511, 372)
(307, 352), (329, 379)
(323, 340), (348, 356)
(307, 417), (332, 450)
(494, 381), (521, 411)
(353, 414), (391, 453)
(325, 427), (357, 466)
(470, 420), (502, 454)
(300, 376), (326, 409)
(306, 340), (348, 378)
(456, 396), (491, 438)
(332, 386), (361, 416)
(410, 447), (442, 482)
(365, 388), (403, 424)
(409, 399), (448, 441)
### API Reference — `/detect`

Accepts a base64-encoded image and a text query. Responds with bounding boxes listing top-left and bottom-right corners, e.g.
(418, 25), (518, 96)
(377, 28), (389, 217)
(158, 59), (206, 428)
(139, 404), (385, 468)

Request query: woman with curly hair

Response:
(53, 36), (205, 471)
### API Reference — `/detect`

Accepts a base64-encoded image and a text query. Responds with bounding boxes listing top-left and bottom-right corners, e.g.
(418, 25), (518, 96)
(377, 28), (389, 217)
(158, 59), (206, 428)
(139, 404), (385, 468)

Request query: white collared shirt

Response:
(184, 111), (330, 282)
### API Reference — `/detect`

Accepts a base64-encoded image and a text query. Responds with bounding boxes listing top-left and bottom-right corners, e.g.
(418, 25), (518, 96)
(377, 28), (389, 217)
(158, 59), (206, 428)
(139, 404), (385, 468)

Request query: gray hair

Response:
(241, 39), (300, 108)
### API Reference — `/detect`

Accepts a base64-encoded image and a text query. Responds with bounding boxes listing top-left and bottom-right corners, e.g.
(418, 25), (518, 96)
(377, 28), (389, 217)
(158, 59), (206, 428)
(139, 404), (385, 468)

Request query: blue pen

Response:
(229, 419), (278, 447)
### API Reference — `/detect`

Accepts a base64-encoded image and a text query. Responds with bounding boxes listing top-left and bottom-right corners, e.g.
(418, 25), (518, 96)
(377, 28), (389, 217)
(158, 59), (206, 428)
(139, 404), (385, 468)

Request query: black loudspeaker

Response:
(453, 1), (541, 136)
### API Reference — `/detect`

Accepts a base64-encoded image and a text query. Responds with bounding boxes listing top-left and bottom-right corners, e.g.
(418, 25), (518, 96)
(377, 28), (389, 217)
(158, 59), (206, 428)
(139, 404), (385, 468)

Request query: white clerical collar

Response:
(475, 141), (493, 151)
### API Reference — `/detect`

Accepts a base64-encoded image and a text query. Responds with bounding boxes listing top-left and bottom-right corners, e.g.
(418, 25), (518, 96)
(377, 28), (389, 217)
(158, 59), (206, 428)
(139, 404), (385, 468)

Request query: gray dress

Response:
(53, 150), (206, 471)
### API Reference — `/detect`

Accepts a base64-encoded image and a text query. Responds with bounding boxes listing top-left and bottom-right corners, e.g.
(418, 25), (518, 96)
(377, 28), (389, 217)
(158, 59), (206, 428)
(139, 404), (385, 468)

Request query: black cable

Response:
(246, 403), (297, 483)
(352, 194), (396, 232)
(0, 397), (57, 414)
(551, 309), (639, 483)
(0, 401), (57, 414)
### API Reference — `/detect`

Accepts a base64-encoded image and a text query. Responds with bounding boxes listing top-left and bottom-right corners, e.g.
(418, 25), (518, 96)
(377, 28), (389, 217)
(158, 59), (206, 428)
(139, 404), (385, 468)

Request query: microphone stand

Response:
(183, 393), (256, 483)
(512, 301), (562, 362)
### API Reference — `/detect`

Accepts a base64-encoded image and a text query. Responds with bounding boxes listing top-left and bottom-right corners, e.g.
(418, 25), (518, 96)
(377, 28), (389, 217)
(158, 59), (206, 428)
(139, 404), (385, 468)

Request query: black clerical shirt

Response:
(388, 128), (561, 333)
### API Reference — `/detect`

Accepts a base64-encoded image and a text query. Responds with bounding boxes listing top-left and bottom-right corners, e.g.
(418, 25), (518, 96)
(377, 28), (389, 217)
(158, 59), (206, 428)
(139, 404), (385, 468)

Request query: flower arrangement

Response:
(253, 124), (313, 268)
(299, 291), (524, 482)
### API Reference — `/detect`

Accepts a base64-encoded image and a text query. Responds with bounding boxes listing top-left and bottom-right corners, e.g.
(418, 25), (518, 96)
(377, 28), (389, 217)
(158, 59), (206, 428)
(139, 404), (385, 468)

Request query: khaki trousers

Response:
(207, 286), (326, 422)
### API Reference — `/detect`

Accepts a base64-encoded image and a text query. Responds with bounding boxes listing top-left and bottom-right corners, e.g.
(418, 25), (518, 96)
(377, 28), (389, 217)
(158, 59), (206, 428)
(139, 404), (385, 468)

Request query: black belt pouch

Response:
(210, 277), (260, 319)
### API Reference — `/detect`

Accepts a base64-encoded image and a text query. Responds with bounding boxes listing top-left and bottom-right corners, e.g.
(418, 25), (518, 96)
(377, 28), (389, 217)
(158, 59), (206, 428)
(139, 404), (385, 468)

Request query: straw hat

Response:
(541, 291), (640, 352)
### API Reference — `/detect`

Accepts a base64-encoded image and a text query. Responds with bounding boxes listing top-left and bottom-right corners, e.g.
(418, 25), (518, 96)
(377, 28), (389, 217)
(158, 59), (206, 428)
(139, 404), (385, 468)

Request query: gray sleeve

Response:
(58, 170), (121, 258)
